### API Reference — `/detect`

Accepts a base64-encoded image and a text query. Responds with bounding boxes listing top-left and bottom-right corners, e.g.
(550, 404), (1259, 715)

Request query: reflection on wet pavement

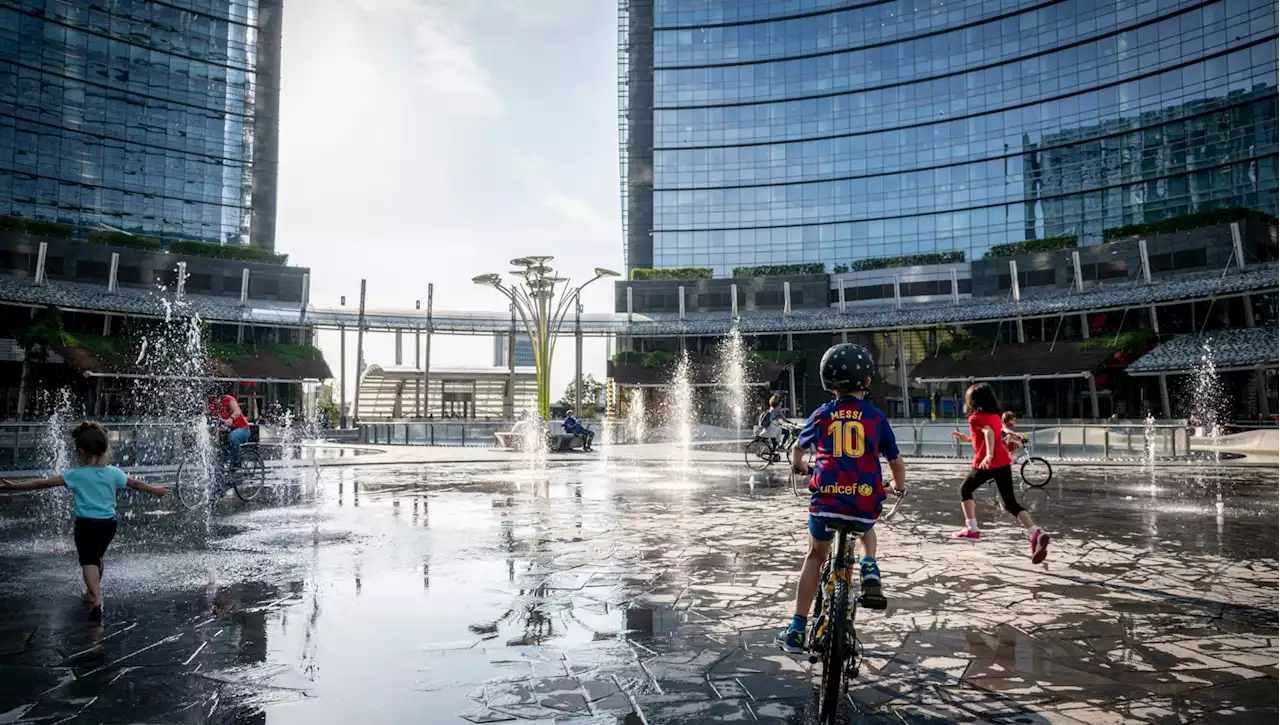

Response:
(0, 461), (1275, 724)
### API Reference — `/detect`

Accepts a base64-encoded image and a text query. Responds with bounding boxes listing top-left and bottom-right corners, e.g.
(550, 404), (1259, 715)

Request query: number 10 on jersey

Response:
(826, 420), (865, 457)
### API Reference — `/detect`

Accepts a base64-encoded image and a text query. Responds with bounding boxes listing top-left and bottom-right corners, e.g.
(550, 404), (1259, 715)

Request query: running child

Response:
(0, 421), (170, 619)
(948, 383), (1050, 562)
(776, 343), (906, 654)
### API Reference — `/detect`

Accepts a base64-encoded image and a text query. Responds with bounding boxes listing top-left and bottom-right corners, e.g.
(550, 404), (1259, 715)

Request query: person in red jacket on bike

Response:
(212, 394), (251, 467)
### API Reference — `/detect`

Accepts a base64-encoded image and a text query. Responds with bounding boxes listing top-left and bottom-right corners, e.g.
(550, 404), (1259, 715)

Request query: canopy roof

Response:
(911, 341), (1121, 383)
(1126, 327), (1279, 376)
(0, 263), (1272, 337)
(60, 344), (331, 382)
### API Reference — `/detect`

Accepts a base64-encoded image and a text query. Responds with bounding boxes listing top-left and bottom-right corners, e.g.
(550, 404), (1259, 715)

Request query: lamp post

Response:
(473, 258), (618, 419)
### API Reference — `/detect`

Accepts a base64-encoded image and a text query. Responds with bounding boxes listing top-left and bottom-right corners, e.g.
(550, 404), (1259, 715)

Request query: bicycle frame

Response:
(811, 527), (864, 723)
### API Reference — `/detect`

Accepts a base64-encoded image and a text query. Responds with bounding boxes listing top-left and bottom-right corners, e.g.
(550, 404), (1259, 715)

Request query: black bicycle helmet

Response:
(819, 343), (874, 393)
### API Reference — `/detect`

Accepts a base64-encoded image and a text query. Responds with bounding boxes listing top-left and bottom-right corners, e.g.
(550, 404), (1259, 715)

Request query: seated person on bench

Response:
(562, 410), (594, 451)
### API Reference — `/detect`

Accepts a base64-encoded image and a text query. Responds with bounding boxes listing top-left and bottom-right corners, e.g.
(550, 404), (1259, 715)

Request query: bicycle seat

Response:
(817, 517), (871, 536)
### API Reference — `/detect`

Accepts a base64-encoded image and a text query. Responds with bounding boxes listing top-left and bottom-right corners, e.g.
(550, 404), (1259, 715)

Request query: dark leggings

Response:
(960, 465), (1025, 517)
(73, 517), (117, 569)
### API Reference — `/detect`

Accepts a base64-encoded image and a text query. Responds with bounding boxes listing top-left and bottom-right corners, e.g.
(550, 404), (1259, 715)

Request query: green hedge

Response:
(846, 251), (965, 272)
(1077, 329), (1156, 352)
(629, 267), (713, 280)
(61, 332), (129, 362)
(732, 263), (825, 277)
(1102, 208), (1277, 242)
(748, 350), (804, 364)
(936, 331), (994, 360)
(984, 235), (1078, 259)
(612, 349), (676, 368)
(0, 214), (73, 238)
(169, 240), (288, 265)
(207, 342), (323, 364)
(642, 351), (674, 368)
(87, 230), (162, 250)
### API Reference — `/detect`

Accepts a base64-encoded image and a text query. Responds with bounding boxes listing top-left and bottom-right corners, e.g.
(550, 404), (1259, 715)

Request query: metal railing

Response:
(881, 421), (1194, 461)
(0, 421), (321, 471)
(359, 420), (518, 447)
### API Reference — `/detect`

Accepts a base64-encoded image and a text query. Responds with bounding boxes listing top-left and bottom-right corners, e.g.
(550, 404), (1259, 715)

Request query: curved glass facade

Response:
(620, 0), (1279, 275)
(0, 0), (282, 247)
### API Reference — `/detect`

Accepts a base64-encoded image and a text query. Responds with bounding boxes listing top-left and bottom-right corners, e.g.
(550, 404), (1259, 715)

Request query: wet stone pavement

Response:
(0, 459), (1275, 724)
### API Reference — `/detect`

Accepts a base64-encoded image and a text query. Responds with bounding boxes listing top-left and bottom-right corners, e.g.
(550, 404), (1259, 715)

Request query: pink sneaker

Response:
(1030, 529), (1051, 564)
(953, 527), (981, 540)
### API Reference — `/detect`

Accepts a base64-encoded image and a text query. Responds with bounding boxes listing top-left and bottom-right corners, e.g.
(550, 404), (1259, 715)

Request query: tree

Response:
(316, 383), (341, 428)
(559, 374), (602, 419)
(15, 306), (65, 417)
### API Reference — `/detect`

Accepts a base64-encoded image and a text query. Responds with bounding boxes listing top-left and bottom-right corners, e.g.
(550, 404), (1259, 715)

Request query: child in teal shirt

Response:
(1, 421), (169, 619)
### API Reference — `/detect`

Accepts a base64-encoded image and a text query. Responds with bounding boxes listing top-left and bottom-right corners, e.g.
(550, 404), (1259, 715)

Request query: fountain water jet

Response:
(627, 388), (646, 444)
(717, 327), (747, 437)
(35, 388), (76, 540)
(669, 352), (696, 468)
(517, 408), (548, 470)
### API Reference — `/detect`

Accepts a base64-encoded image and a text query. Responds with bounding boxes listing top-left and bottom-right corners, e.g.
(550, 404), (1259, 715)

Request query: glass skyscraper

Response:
(0, 0), (282, 249)
(619, 0), (1278, 276)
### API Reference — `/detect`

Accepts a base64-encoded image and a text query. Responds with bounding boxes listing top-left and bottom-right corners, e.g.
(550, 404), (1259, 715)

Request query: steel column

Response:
(787, 332), (797, 415)
(414, 299), (422, 418)
(352, 279), (367, 427)
(897, 330), (911, 419)
(107, 252), (119, 294)
(34, 242), (47, 285)
(574, 298), (583, 416)
(423, 284), (433, 418)
(1256, 367), (1271, 419)
(1087, 373), (1100, 419)
(1158, 373), (1171, 418)
(505, 305), (516, 419)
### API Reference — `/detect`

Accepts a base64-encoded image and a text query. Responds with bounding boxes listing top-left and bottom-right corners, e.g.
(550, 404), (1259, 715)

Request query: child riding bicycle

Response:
(756, 396), (794, 453)
(776, 343), (907, 654)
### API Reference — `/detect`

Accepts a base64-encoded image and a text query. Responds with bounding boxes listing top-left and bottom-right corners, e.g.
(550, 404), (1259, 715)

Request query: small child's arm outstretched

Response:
(126, 477), (171, 498)
(0, 475), (65, 491)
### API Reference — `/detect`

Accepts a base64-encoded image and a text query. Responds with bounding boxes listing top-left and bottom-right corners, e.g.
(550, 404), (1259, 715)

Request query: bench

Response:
(494, 423), (590, 452)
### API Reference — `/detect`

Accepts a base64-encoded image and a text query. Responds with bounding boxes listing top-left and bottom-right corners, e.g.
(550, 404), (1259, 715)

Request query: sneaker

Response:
(953, 527), (981, 540)
(1030, 529), (1051, 564)
(775, 627), (806, 654)
(859, 558), (881, 584)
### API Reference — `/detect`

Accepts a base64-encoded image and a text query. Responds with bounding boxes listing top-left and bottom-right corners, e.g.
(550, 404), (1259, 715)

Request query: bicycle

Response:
(954, 429), (1052, 488)
(744, 426), (797, 470)
(1012, 435), (1052, 488)
(174, 425), (267, 508)
(804, 495), (902, 724)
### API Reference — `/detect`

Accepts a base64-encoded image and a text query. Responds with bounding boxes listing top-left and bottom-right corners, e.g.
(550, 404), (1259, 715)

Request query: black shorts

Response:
(959, 465), (1025, 517)
(73, 517), (117, 568)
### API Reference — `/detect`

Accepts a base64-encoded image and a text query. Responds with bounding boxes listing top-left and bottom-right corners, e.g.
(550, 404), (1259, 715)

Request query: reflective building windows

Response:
(619, 0), (1280, 276)
(0, 0), (281, 247)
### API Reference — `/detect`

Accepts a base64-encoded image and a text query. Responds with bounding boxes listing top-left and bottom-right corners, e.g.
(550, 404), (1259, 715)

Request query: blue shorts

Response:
(809, 515), (875, 542)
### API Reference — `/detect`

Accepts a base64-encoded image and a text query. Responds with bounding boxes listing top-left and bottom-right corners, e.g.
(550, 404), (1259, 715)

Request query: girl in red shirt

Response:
(949, 383), (1050, 563)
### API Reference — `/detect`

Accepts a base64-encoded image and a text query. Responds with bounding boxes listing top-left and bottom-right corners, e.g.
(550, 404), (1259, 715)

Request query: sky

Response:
(274, 0), (622, 407)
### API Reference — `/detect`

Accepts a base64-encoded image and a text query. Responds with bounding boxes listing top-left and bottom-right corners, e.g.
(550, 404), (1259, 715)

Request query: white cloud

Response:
(353, 0), (503, 117)
(540, 192), (616, 239)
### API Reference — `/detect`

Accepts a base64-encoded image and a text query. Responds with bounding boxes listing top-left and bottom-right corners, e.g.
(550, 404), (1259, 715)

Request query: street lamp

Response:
(473, 259), (618, 419)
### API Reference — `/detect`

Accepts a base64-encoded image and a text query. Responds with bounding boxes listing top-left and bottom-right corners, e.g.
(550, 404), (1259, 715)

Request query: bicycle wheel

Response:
(174, 460), (209, 510)
(819, 579), (849, 724)
(233, 448), (267, 502)
(1020, 457), (1053, 488)
(744, 438), (773, 470)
